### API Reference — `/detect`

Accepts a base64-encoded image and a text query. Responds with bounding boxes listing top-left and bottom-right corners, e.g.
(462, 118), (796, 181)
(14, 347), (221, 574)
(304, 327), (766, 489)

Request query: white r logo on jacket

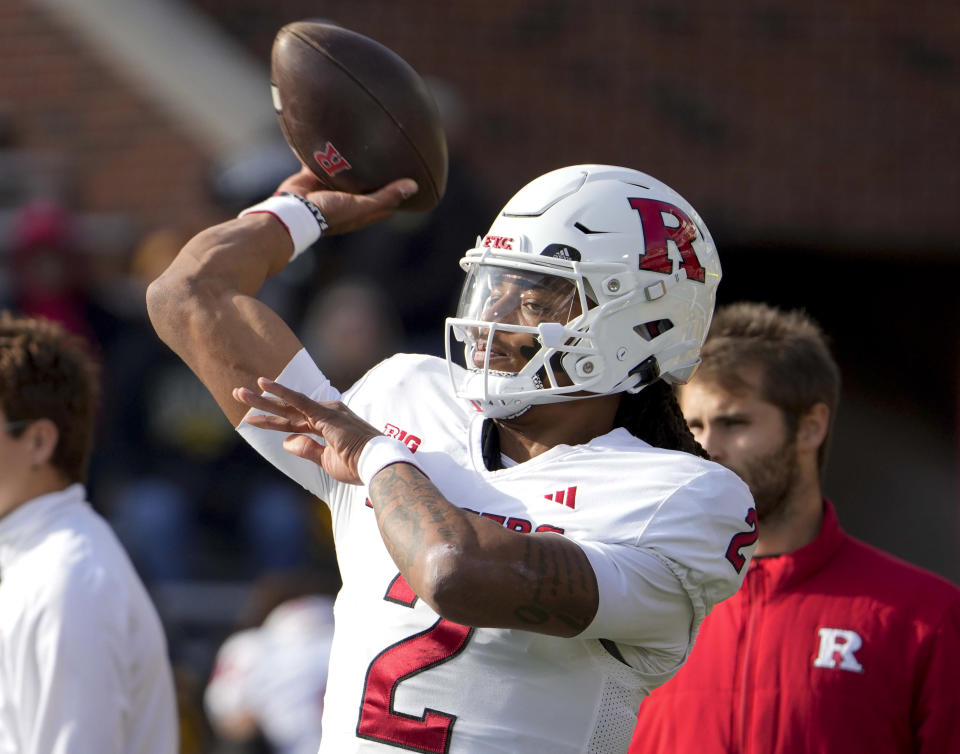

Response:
(813, 627), (864, 672)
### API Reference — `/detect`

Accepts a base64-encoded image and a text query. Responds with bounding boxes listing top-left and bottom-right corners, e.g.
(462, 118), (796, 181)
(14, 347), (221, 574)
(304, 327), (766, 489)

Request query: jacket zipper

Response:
(735, 563), (765, 753)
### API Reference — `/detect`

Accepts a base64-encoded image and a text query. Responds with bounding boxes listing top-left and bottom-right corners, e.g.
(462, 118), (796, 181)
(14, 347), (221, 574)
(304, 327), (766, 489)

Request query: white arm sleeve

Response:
(577, 540), (693, 677)
(236, 348), (342, 501)
(577, 542), (693, 645)
(575, 465), (754, 678)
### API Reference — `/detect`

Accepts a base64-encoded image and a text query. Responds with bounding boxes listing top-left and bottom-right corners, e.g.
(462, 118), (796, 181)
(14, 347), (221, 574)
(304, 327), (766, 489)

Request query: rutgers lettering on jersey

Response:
(462, 507), (564, 534)
(628, 197), (706, 283)
(364, 498), (565, 535)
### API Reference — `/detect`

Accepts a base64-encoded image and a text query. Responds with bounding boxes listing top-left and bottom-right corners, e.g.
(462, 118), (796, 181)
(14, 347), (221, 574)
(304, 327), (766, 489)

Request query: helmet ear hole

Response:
(626, 355), (661, 391)
(634, 319), (674, 342)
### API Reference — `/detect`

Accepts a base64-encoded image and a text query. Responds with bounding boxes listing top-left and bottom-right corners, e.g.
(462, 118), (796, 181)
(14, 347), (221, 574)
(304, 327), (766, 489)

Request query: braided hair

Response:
(614, 379), (707, 458)
(480, 379), (704, 471)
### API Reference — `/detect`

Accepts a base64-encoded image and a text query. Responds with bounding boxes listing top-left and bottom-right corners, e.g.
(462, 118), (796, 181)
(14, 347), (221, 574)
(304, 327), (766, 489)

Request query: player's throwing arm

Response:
(234, 378), (600, 636)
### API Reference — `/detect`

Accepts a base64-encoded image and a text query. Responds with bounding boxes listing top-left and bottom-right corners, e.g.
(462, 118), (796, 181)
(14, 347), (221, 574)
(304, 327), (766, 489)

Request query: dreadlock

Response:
(614, 378), (707, 458)
(478, 379), (704, 471)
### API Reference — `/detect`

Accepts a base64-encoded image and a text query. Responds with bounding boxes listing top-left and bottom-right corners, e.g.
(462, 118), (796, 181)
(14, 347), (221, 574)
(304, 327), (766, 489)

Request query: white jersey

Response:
(0, 485), (177, 754)
(238, 351), (755, 754)
(205, 595), (334, 754)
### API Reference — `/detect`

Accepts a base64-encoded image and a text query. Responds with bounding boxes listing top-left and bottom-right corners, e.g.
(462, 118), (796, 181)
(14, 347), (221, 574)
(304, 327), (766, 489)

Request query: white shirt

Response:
(0, 484), (178, 754)
(205, 595), (334, 754)
(239, 351), (755, 754)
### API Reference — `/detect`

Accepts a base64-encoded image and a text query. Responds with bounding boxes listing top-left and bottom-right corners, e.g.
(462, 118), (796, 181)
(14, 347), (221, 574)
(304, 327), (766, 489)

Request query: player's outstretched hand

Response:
(233, 377), (382, 484)
(276, 165), (418, 236)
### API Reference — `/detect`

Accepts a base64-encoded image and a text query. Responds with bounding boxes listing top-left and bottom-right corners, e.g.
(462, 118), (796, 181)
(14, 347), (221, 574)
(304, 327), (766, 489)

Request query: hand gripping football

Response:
(270, 20), (448, 212)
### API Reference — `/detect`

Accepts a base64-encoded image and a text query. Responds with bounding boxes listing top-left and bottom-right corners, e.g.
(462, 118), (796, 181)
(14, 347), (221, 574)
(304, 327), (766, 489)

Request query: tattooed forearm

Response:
(374, 502), (425, 573)
(370, 463), (478, 584)
(514, 535), (597, 633)
(367, 462), (598, 636)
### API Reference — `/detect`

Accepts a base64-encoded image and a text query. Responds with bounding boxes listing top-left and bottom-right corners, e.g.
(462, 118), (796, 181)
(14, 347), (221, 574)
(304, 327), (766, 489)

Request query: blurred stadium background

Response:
(1, 0), (957, 750)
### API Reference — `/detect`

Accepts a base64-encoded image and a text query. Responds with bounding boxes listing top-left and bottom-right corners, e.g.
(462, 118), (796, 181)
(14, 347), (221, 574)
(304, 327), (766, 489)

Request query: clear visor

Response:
(455, 265), (580, 335)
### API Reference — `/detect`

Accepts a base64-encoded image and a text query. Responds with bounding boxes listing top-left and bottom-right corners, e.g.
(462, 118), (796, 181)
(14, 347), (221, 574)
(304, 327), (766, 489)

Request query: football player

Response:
(148, 164), (757, 753)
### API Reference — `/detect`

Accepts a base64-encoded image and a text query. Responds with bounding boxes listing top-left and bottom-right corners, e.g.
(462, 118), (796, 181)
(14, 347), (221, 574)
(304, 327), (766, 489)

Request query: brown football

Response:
(270, 21), (448, 212)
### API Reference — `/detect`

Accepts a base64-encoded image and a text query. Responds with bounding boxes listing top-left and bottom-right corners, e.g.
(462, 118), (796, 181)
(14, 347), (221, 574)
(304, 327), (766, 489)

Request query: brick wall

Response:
(3, 0), (957, 247)
(0, 0), (224, 236)
(193, 0), (960, 249)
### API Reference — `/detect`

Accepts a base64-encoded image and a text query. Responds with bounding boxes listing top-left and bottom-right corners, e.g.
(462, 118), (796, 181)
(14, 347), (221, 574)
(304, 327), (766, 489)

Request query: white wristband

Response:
(357, 436), (423, 487)
(238, 193), (328, 260)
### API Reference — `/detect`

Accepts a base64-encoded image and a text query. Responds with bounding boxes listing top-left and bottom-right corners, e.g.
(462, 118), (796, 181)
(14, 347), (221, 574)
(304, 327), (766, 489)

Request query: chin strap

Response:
(625, 356), (661, 393)
(480, 419), (505, 471)
(458, 371), (537, 418)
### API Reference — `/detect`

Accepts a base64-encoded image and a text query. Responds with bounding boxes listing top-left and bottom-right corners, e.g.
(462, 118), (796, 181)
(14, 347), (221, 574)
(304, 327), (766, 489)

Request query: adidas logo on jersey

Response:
(544, 486), (578, 509)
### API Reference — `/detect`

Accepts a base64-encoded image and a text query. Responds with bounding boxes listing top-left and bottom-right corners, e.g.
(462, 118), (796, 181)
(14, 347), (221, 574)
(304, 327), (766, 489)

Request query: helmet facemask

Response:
(444, 165), (722, 419)
(446, 255), (639, 418)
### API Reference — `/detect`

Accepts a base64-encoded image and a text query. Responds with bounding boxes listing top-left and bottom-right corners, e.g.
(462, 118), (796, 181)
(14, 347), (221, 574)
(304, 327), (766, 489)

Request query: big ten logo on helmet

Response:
(384, 423), (421, 452)
(628, 198), (706, 283)
(482, 235), (513, 250)
(313, 141), (352, 177)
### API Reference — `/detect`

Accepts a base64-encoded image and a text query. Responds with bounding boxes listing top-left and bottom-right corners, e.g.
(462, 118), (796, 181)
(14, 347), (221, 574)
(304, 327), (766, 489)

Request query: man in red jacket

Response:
(630, 302), (960, 754)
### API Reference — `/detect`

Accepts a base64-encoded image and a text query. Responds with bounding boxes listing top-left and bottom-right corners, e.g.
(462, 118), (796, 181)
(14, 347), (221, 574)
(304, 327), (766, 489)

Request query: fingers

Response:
(369, 178), (419, 207)
(254, 377), (326, 418)
(304, 178), (419, 236)
(282, 434), (326, 464)
(233, 386), (304, 423)
(242, 412), (311, 434)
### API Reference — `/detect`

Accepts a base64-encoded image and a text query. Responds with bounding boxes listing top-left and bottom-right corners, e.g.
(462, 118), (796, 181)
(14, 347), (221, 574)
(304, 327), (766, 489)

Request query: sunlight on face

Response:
(478, 271), (579, 327)
(679, 370), (799, 522)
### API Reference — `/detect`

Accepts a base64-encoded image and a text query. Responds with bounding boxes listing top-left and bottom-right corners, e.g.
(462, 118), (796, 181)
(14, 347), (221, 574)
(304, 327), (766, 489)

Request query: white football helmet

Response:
(445, 164), (721, 418)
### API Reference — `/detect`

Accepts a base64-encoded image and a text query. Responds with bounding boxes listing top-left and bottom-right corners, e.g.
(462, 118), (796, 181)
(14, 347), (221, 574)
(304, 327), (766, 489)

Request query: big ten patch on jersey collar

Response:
(813, 627), (865, 673)
(383, 423), (422, 452)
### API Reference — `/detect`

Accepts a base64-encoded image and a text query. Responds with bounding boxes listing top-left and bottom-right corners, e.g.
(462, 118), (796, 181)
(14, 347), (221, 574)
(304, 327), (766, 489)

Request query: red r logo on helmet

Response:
(629, 198), (706, 283)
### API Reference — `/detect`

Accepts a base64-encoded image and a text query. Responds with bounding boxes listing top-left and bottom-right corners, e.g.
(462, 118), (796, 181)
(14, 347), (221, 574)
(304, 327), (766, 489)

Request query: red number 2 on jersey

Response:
(724, 507), (759, 573)
(356, 573), (475, 753)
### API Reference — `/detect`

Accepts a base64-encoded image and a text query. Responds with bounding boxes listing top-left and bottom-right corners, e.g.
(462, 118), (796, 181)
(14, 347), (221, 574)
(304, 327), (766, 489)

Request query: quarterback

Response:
(148, 164), (757, 753)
